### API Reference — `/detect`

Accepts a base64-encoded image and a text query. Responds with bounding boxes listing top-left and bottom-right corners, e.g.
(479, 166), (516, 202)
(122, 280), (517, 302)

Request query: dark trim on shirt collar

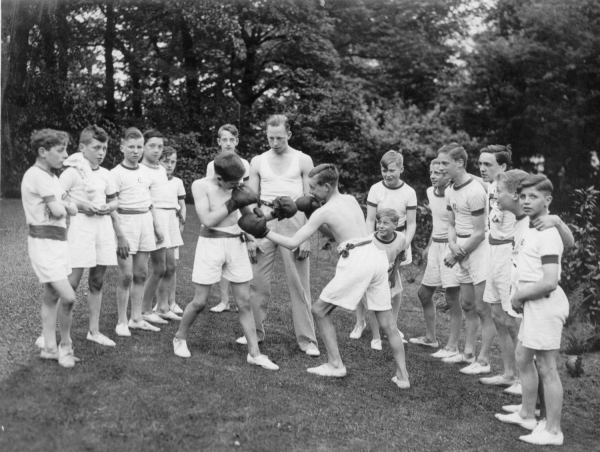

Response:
(375, 231), (397, 244)
(120, 163), (139, 170)
(382, 181), (405, 190)
(452, 178), (474, 190)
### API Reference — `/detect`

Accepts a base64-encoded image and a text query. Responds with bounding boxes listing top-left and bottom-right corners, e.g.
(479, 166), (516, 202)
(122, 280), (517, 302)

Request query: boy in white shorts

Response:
(239, 164), (410, 388)
(59, 125), (119, 347)
(411, 159), (462, 357)
(206, 124), (250, 313)
(351, 150), (416, 341)
(22, 129), (79, 367)
(173, 153), (279, 371)
(438, 143), (496, 376)
(495, 175), (569, 446)
(139, 130), (183, 324)
(110, 127), (164, 336)
(367, 208), (407, 351)
(157, 146), (186, 315)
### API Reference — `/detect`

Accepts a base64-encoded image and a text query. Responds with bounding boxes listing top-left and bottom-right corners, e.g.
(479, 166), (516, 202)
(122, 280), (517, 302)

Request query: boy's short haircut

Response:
(161, 146), (177, 159)
(380, 150), (403, 169)
(218, 124), (239, 138)
(80, 124), (108, 145)
(121, 127), (143, 143)
(480, 144), (512, 167)
(496, 169), (528, 193)
(31, 129), (69, 156)
(518, 174), (554, 195)
(437, 142), (468, 167)
(309, 163), (339, 186)
(430, 158), (441, 169)
(214, 152), (245, 181)
(266, 114), (290, 132)
(143, 129), (164, 141)
(376, 208), (400, 224)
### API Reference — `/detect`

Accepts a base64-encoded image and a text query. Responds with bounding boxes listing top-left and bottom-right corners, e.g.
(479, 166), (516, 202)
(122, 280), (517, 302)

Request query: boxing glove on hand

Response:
(238, 207), (270, 238)
(295, 196), (321, 219)
(272, 196), (298, 221)
(225, 185), (258, 214)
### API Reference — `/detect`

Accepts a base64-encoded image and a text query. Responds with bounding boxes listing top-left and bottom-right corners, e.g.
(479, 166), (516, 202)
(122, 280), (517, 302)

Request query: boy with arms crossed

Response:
(59, 125), (119, 347)
(22, 129), (79, 367)
(111, 127), (164, 336)
(207, 124), (250, 313)
(238, 164), (410, 387)
(411, 159), (462, 356)
(438, 143), (496, 376)
(173, 153), (279, 371)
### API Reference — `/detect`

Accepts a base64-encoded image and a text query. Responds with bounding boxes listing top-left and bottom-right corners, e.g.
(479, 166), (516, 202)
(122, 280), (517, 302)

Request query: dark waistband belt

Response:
(29, 225), (67, 241)
(339, 240), (372, 258)
(432, 237), (448, 243)
(489, 236), (514, 246)
(117, 208), (150, 215)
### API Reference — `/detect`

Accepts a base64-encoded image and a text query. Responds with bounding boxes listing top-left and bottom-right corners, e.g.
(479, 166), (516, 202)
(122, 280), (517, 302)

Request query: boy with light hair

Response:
(22, 129), (79, 367)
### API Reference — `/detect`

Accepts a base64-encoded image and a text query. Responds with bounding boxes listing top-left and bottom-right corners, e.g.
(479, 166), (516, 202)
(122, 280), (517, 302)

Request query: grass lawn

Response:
(1, 197), (599, 451)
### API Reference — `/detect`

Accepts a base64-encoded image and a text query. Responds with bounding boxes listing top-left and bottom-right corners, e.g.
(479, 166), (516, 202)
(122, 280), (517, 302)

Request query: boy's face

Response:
(430, 165), (448, 188)
(479, 152), (504, 183)
(217, 130), (239, 153)
(437, 153), (461, 181)
(495, 180), (518, 212)
(80, 138), (108, 168)
(520, 186), (551, 219)
(308, 177), (329, 203)
(144, 137), (164, 164)
(267, 124), (291, 154)
(376, 216), (396, 237)
(381, 162), (403, 186)
(217, 176), (241, 191)
(159, 153), (177, 176)
(41, 143), (68, 169)
(120, 137), (144, 165)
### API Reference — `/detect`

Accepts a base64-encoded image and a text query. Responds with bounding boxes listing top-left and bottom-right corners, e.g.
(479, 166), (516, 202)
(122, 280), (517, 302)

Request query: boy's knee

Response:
(164, 261), (176, 277)
(311, 303), (326, 319)
(61, 293), (76, 306)
(132, 269), (148, 285)
(88, 275), (104, 293)
(190, 298), (206, 312)
(417, 287), (431, 305)
(152, 262), (166, 278)
(491, 306), (505, 325)
(120, 272), (133, 287)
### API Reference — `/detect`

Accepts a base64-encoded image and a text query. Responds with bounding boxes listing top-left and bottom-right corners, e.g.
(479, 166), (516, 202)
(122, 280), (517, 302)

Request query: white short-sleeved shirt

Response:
(139, 163), (170, 208)
(512, 215), (529, 261)
(427, 186), (449, 240)
(207, 157), (250, 180)
(446, 178), (487, 236)
(60, 166), (116, 209)
(166, 176), (186, 210)
(488, 181), (517, 240)
(21, 166), (68, 228)
(367, 181), (417, 229)
(516, 225), (563, 283)
(110, 163), (152, 210)
(370, 231), (406, 269)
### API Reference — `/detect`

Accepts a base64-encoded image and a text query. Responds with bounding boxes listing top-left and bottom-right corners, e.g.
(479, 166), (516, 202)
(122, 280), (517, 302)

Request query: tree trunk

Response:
(104, 1), (116, 121)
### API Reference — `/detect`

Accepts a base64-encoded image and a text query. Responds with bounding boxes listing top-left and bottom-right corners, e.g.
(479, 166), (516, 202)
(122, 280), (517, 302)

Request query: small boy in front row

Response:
(22, 129), (79, 367)
(367, 208), (406, 351)
(173, 153), (279, 371)
(497, 174), (568, 446)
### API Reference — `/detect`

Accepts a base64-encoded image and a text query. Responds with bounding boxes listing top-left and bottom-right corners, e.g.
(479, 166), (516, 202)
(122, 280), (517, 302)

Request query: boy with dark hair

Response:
(22, 129), (79, 367)
(173, 153), (279, 370)
(59, 124), (119, 346)
(238, 163), (410, 388)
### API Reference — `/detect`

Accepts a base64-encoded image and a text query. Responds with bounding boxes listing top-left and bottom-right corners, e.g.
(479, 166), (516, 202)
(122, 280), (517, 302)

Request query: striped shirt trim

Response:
(471, 208), (485, 216)
(541, 255), (559, 265)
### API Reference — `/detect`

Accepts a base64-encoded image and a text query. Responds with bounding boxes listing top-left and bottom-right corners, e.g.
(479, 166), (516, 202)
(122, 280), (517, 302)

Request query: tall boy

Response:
(496, 175), (569, 446)
(411, 159), (462, 356)
(59, 125), (119, 347)
(207, 124), (250, 313)
(238, 164), (410, 388)
(173, 153), (279, 371)
(110, 127), (164, 336)
(22, 129), (79, 367)
(438, 143), (496, 376)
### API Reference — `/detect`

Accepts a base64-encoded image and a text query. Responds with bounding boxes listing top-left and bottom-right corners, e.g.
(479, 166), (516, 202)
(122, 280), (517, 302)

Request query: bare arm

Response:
(365, 204), (377, 234)
(404, 208), (416, 247)
(266, 209), (323, 250)
(192, 180), (231, 228)
(45, 198), (68, 219)
(512, 264), (559, 313)
(149, 206), (164, 244)
(247, 156), (261, 201)
(532, 215), (575, 248)
(460, 213), (486, 254)
(110, 210), (130, 259)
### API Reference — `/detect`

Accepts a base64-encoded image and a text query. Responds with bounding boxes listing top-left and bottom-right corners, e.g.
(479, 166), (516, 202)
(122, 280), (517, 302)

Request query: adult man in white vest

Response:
(237, 115), (320, 356)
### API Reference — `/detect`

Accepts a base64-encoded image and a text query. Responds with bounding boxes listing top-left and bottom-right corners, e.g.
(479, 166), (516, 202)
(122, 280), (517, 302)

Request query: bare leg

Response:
(230, 282), (260, 357)
(536, 350), (562, 434)
(142, 248), (166, 314)
(516, 341), (538, 420)
(445, 287), (462, 351)
(116, 256), (134, 325)
(355, 302), (367, 329)
(51, 279), (77, 348)
(130, 252), (150, 322)
(474, 281), (495, 365)
(312, 299), (344, 369)
(41, 283), (61, 352)
(368, 308), (380, 340)
(391, 291), (403, 325)
(374, 310), (409, 383)
(156, 248), (176, 314)
(460, 283), (478, 357)
(417, 284), (437, 342)
(491, 304), (517, 379)
(175, 284), (210, 339)
(87, 265), (108, 335)
(220, 278), (231, 306)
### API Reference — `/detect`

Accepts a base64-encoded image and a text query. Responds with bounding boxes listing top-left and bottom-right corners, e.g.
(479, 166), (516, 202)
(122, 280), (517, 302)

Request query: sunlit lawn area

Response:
(1, 198), (598, 451)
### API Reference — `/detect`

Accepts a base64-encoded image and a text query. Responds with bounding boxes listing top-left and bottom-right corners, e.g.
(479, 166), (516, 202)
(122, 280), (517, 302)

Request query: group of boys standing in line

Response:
(22, 114), (571, 446)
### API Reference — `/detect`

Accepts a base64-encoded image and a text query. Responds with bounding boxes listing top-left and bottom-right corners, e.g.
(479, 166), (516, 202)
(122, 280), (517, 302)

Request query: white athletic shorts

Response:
(390, 268), (403, 297)
(422, 241), (459, 288)
(153, 208), (183, 250)
(192, 235), (252, 285)
(454, 237), (489, 285)
(119, 211), (156, 254)
(518, 282), (569, 350)
(320, 239), (391, 311)
(483, 242), (513, 310)
(68, 214), (117, 268)
(28, 237), (71, 283)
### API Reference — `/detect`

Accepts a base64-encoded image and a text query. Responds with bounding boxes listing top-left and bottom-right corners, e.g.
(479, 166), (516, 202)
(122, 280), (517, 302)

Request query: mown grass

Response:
(1, 198), (599, 451)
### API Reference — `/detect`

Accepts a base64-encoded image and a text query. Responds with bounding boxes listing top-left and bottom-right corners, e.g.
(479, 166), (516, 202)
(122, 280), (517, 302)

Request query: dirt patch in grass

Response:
(1, 199), (599, 451)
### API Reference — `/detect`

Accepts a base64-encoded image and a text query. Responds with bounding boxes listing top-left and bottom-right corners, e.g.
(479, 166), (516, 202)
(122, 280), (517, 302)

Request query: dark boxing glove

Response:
(272, 196), (298, 221)
(238, 207), (270, 238)
(295, 196), (321, 219)
(225, 185), (258, 214)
